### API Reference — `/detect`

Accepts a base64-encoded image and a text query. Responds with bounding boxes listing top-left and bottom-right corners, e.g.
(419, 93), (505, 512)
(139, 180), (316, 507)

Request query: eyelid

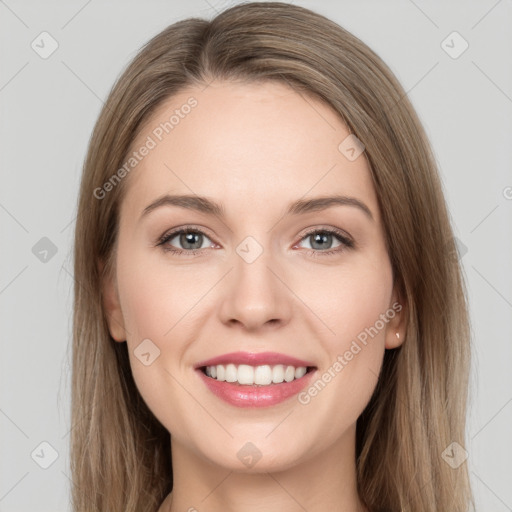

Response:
(293, 226), (355, 257)
(155, 224), (217, 250)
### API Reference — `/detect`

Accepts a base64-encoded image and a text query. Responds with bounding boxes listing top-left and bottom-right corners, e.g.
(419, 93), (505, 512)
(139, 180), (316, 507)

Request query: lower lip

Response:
(196, 368), (317, 408)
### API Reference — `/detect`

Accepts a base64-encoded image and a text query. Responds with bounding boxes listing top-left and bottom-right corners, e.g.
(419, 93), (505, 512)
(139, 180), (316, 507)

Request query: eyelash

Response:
(156, 225), (354, 258)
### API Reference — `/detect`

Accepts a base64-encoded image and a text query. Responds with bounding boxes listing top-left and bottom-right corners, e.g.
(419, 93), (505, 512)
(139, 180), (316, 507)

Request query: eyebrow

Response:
(140, 194), (374, 222)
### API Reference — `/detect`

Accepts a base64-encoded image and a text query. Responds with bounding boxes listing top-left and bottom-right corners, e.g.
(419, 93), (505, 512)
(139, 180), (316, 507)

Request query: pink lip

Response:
(196, 367), (317, 408)
(194, 351), (317, 408)
(194, 351), (315, 369)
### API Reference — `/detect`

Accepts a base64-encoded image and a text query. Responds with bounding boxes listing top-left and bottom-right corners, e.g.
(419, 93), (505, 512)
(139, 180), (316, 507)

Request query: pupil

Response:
(182, 232), (201, 250)
(311, 232), (332, 250)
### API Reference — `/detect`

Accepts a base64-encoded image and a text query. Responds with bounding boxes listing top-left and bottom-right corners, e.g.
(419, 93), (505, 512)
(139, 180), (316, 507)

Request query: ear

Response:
(98, 258), (127, 342)
(384, 284), (408, 350)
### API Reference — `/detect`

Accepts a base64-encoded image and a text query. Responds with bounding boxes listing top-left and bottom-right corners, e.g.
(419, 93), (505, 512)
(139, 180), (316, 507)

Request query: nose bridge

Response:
(217, 233), (292, 330)
(235, 236), (274, 291)
(233, 235), (278, 305)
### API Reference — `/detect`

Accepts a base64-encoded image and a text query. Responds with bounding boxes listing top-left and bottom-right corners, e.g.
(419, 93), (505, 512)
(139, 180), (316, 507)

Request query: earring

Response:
(396, 332), (400, 340)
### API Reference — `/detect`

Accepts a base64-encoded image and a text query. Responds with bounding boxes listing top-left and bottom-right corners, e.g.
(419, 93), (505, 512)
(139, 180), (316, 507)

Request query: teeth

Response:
(204, 363), (310, 385)
(272, 364), (285, 383)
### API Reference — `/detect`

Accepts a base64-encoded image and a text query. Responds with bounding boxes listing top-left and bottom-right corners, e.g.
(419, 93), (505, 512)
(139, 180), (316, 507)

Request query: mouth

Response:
(194, 352), (318, 408)
(198, 363), (316, 386)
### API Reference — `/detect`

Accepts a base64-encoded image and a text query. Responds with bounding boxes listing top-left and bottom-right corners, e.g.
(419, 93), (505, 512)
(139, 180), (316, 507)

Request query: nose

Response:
(217, 245), (293, 332)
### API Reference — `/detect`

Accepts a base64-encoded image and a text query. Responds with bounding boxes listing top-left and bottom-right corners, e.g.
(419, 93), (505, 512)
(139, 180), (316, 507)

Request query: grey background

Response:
(1, 0), (511, 510)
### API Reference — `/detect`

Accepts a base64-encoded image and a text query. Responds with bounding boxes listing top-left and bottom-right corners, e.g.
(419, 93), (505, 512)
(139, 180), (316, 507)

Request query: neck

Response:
(164, 424), (367, 512)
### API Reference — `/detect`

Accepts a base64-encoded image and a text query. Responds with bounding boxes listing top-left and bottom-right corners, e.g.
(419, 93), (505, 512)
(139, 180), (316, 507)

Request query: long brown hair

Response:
(71, 2), (473, 510)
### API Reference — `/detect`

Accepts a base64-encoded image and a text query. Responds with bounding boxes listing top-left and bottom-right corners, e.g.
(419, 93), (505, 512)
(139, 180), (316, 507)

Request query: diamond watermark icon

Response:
(338, 134), (365, 161)
(237, 441), (262, 468)
(441, 441), (468, 469)
(236, 236), (263, 264)
(31, 441), (59, 469)
(441, 31), (469, 59)
(134, 338), (161, 366)
(32, 237), (58, 263)
(444, 236), (468, 262)
(31, 31), (59, 59)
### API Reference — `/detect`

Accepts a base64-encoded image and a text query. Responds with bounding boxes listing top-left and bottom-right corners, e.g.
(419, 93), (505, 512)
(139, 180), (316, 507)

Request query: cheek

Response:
(114, 246), (213, 429)
(114, 272), (187, 434)
(298, 253), (393, 348)
(336, 272), (392, 344)
(115, 243), (204, 341)
(295, 257), (393, 421)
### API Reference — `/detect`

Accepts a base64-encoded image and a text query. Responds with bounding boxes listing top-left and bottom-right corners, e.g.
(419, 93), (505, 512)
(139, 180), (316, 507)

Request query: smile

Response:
(195, 352), (317, 408)
(202, 363), (311, 385)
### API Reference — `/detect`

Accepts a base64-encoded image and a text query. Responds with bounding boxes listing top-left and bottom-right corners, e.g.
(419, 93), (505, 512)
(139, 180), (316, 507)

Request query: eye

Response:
(156, 225), (354, 258)
(156, 226), (215, 256)
(294, 227), (354, 257)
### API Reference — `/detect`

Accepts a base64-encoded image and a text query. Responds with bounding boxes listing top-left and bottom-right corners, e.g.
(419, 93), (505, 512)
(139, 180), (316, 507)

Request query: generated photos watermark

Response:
(93, 96), (198, 200)
(298, 301), (402, 405)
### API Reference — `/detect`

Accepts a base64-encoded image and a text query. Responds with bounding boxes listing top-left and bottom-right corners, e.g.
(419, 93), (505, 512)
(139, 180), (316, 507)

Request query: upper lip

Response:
(195, 351), (316, 369)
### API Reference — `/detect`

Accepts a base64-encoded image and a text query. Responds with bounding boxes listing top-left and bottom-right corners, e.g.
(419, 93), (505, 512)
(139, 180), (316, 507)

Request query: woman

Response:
(70, 2), (473, 511)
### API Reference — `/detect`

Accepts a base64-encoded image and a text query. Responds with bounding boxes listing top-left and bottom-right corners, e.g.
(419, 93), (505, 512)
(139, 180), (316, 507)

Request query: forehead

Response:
(121, 79), (379, 223)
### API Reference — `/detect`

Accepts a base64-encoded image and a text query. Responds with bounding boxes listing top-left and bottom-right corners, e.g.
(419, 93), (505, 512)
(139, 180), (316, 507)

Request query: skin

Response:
(101, 79), (406, 512)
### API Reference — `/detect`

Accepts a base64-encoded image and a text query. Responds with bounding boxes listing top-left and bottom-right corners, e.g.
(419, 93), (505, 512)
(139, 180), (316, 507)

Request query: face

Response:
(102, 79), (405, 472)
